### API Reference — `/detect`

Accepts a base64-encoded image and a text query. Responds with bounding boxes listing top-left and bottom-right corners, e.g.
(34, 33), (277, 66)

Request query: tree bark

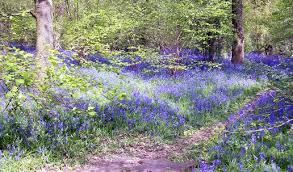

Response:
(231, 0), (244, 64)
(207, 32), (216, 62)
(34, 0), (54, 80)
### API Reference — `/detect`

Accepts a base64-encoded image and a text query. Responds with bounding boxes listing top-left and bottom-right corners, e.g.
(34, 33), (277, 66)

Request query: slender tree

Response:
(231, 0), (244, 64)
(32, 0), (54, 80)
(207, 36), (216, 62)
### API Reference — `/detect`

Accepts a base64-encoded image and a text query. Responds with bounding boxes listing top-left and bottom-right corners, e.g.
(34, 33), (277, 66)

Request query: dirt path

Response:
(65, 123), (223, 172)
(61, 90), (274, 172)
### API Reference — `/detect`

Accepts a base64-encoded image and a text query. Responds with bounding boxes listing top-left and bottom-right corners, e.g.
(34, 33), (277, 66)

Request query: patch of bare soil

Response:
(63, 123), (224, 172)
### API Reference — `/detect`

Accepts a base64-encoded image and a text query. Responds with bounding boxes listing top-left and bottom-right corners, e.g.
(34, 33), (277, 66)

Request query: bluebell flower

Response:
(212, 159), (221, 166)
(268, 114), (277, 125)
(275, 141), (283, 151)
(259, 131), (265, 139)
(199, 160), (214, 172)
(287, 165), (293, 172)
(240, 147), (246, 156)
(127, 119), (136, 127)
(251, 134), (257, 144)
(238, 161), (244, 171)
(259, 152), (266, 161)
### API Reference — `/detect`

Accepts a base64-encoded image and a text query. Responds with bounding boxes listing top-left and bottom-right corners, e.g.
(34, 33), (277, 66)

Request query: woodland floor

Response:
(41, 90), (273, 172)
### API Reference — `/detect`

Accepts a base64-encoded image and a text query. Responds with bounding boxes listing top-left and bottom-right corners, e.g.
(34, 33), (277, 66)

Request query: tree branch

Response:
(0, 10), (36, 19)
(224, 119), (293, 134)
(30, 10), (37, 19)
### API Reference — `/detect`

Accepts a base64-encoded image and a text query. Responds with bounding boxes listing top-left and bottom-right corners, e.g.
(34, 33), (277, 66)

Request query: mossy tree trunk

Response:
(231, 0), (244, 64)
(34, 0), (54, 80)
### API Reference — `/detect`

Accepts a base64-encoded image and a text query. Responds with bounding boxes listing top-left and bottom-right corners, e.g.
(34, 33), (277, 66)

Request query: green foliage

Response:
(1, 0), (291, 54)
(60, 0), (232, 54)
(0, 0), (35, 44)
(0, 154), (47, 172)
(0, 47), (36, 113)
(244, 0), (293, 55)
(270, 0), (293, 55)
(0, 48), (111, 165)
(10, 13), (35, 43)
(244, 0), (274, 52)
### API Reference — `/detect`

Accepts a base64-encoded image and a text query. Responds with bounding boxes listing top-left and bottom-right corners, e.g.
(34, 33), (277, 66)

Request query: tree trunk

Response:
(34, 0), (54, 80)
(207, 32), (216, 62)
(231, 0), (244, 64)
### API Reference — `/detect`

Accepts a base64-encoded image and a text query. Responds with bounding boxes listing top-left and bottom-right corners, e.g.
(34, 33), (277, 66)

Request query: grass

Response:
(185, 84), (265, 127)
(0, 154), (47, 172)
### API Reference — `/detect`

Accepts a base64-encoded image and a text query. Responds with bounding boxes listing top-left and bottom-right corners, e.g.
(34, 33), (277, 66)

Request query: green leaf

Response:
(88, 111), (96, 117)
(16, 79), (25, 85)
